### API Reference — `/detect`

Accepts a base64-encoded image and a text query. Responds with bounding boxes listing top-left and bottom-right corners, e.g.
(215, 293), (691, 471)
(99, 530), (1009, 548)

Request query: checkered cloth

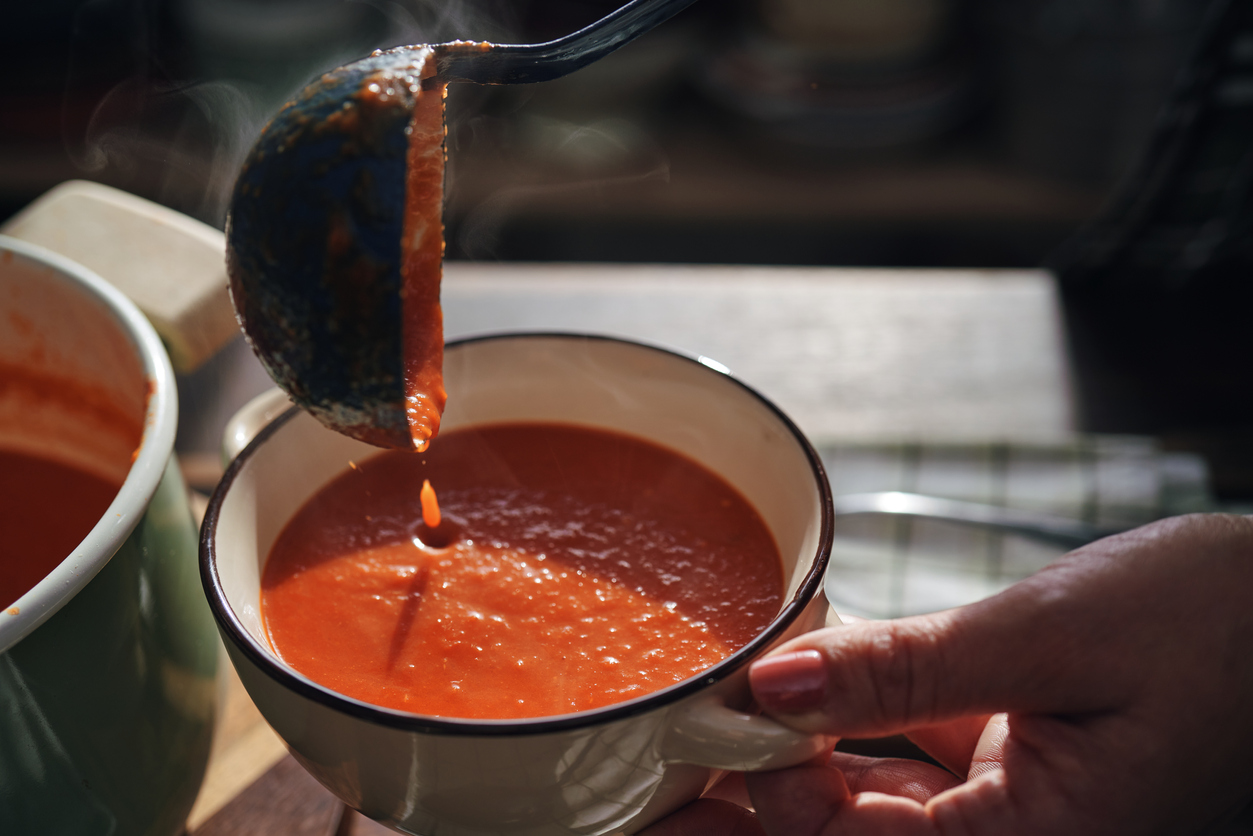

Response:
(819, 437), (1213, 619)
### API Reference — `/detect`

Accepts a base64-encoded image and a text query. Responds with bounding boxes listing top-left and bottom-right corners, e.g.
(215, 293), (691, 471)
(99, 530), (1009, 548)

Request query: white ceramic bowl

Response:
(202, 333), (834, 836)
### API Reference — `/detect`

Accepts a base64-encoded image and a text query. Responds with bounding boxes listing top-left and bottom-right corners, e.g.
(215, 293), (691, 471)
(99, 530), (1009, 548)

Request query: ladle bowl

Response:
(227, 0), (700, 448)
(228, 46), (431, 449)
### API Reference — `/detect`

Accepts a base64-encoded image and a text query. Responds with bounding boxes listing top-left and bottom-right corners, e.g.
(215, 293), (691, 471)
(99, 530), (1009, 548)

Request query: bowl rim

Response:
(201, 332), (833, 736)
(0, 234), (178, 653)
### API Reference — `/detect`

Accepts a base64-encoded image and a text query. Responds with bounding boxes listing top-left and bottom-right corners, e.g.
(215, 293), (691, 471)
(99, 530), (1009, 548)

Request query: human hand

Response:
(641, 514), (1253, 836)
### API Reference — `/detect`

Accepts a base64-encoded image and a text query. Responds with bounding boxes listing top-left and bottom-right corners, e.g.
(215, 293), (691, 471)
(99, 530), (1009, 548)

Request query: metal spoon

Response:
(831, 491), (1124, 550)
(226, 0), (701, 448)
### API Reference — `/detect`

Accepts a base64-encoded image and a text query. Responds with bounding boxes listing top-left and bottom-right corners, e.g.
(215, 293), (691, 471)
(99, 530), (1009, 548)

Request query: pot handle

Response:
(661, 695), (833, 771)
(221, 387), (294, 463)
(0, 180), (237, 373)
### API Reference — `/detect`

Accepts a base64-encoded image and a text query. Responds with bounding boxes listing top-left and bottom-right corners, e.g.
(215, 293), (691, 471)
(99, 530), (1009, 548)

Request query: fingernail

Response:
(750, 649), (826, 713)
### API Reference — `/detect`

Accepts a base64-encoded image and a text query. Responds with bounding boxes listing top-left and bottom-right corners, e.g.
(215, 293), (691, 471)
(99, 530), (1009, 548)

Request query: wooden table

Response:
(441, 263), (1073, 445)
(182, 263), (1076, 833)
(185, 659), (392, 836)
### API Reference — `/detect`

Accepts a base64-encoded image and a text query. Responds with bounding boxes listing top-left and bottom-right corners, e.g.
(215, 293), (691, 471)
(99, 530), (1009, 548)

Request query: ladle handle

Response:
(433, 0), (701, 84)
(1, 181), (236, 373)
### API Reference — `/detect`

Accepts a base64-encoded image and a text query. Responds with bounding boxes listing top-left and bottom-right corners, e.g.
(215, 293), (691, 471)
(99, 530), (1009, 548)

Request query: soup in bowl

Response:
(201, 333), (835, 836)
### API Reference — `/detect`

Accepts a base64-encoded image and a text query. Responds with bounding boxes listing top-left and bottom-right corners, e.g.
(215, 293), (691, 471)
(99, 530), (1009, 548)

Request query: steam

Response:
(60, 0), (521, 227)
(454, 117), (671, 260)
(351, 0), (523, 46)
(66, 76), (270, 226)
(58, 0), (672, 255)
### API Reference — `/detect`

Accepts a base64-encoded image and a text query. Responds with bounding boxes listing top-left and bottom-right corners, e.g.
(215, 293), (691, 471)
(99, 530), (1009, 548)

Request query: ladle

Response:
(432, 0), (701, 85)
(226, 0), (700, 448)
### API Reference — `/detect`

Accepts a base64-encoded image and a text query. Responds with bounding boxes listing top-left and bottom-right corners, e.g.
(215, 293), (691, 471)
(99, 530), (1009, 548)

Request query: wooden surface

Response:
(180, 263), (1076, 457)
(180, 264), (1076, 833)
(184, 653), (399, 836)
(442, 263), (1074, 445)
(184, 657), (287, 832)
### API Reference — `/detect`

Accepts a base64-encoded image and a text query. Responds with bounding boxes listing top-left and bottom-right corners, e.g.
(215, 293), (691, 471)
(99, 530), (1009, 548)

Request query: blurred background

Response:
(0, 0), (1205, 264)
(8, 0), (1253, 498)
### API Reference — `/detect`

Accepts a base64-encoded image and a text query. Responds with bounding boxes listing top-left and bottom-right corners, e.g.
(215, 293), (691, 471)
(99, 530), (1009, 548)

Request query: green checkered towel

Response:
(819, 437), (1212, 619)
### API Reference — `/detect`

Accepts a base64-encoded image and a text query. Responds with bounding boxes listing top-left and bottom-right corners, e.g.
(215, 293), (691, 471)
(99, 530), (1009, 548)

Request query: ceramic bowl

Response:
(0, 235), (219, 834)
(202, 333), (835, 836)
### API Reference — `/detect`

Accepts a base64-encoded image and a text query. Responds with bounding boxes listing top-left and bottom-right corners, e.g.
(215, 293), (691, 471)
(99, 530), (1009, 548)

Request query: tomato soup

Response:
(398, 55), (447, 452)
(261, 422), (784, 719)
(0, 450), (121, 608)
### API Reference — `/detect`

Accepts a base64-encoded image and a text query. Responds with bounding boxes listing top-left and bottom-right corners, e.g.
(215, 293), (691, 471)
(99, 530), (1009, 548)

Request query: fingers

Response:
(681, 755), (985, 836)
(745, 763), (848, 836)
(739, 514), (1253, 835)
(747, 751), (1022, 836)
(827, 752), (963, 802)
(747, 765), (937, 836)
(904, 714), (996, 776)
(967, 714), (1009, 781)
(635, 799), (764, 836)
(703, 770), (752, 808)
(749, 531), (1164, 737)
(747, 608), (1042, 737)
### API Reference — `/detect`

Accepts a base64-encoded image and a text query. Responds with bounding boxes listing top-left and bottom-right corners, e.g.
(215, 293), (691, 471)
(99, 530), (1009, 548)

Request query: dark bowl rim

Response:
(200, 331), (834, 736)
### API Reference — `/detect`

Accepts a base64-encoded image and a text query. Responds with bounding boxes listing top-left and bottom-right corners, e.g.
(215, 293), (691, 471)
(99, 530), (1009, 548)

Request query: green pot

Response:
(0, 235), (219, 835)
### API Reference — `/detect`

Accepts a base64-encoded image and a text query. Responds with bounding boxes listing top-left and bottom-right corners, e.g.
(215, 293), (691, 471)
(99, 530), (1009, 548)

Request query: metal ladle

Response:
(226, 0), (701, 448)
(432, 0), (701, 85)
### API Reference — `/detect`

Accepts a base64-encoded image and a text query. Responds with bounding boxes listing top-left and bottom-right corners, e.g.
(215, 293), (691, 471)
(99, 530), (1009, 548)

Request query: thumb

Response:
(748, 562), (1132, 737)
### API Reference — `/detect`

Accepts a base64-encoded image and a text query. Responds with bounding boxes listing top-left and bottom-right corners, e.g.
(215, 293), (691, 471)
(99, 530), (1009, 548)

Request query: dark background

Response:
(11, 0), (1253, 494)
(0, 0), (1205, 265)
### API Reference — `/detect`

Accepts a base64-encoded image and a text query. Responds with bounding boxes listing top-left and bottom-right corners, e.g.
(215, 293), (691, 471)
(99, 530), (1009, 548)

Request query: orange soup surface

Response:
(261, 422), (784, 719)
(0, 450), (121, 607)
